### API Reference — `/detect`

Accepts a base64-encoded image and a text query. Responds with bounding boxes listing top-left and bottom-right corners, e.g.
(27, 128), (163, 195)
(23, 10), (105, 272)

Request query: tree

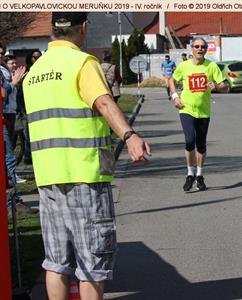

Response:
(112, 29), (149, 84)
(111, 36), (120, 66)
(121, 39), (130, 84)
(111, 37), (130, 84)
(0, 13), (38, 45)
(127, 29), (149, 59)
(125, 29), (149, 84)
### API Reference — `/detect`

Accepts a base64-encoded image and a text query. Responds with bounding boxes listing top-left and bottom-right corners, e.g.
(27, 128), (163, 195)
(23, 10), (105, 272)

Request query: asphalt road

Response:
(105, 88), (242, 300)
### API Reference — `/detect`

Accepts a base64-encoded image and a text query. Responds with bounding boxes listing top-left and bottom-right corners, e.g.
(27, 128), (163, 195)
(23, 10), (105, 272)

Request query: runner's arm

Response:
(208, 63), (229, 93)
(172, 62), (176, 73)
(207, 81), (229, 93)
(161, 63), (165, 76)
(216, 81), (229, 93)
(168, 77), (184, 109)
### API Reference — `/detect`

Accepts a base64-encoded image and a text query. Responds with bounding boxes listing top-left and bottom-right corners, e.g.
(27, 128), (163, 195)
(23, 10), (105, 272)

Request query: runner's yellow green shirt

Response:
(173, 59), (224, 118)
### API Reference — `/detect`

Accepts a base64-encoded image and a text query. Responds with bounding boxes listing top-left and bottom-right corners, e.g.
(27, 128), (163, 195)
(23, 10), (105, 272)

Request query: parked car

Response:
(216, 61), (242, 92)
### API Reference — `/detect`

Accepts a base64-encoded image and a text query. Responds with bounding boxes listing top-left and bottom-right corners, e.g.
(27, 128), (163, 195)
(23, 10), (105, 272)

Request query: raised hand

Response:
(12, 66), (27, 85)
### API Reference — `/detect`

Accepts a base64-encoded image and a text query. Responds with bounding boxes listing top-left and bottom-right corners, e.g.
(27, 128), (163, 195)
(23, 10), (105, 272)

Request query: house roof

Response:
(20, 12), (242, 40)
(21, 12), (135, 46)
(166, 12), (242, 36)
(132, 12), (158, 31)
(86, 12), (134, 48)
(143, 13), (159, 34)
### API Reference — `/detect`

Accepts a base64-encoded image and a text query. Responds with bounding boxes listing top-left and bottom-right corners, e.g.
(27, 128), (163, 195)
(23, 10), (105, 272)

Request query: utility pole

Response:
(118, 12), (123, 78)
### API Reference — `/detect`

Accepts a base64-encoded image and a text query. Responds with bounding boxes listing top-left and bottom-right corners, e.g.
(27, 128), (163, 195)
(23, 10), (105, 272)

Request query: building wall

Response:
(6, 37), (50, 65)
(222, 37), (242, 61)
(7, 37), (49, 54)
(141, 53), (164, 79)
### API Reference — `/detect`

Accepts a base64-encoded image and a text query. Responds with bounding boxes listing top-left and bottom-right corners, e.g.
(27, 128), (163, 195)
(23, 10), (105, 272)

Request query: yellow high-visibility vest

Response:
(23, 46), (114, 187)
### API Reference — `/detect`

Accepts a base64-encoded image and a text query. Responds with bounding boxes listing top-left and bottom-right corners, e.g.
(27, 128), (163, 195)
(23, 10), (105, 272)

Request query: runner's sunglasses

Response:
(192, 45), (207, 50)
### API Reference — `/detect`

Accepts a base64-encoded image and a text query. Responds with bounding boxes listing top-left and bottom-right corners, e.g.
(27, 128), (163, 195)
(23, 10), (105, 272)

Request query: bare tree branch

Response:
(0, 13), (38, 45)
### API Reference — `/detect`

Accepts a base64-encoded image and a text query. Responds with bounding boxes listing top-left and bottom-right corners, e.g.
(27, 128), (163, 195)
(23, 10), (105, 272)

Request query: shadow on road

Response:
(134, 120), (175, 127)
(208, 182), (242, 191)
(138, 130), (182, 139)
(116, 196), (241, 218)
(105, 242), (242, 300)
(115, 156), (242, 179)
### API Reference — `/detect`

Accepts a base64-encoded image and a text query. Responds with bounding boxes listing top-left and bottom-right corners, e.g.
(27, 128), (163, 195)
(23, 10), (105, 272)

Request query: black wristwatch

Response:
(123, 130), (136, 143)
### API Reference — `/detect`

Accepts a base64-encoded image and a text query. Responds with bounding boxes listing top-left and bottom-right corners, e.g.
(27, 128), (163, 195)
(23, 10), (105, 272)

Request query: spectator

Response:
(101, 51), (122, 103)
(2, 54), (26, 144)
(2, 54), (26, 183)
(18, 49), (42, 165)
(0, 46), (26, 184)
(25, 49), (42, 71)
(0, 43), (37, 213)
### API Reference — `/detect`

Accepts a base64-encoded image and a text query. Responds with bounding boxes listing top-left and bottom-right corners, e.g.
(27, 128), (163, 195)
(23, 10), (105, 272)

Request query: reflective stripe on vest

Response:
(27, 108), (101, 124)
(31, 136), (111, 151)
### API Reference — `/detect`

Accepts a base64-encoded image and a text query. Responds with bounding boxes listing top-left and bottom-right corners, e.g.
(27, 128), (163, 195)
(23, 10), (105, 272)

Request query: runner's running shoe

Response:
(183, 175), (195, 191)
(196, 176), (207, 191)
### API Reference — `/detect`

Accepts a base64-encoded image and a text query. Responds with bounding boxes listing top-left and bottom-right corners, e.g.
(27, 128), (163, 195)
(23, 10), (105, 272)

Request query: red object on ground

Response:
(68, 281), (80, 300)
(0, 91), (12, 298)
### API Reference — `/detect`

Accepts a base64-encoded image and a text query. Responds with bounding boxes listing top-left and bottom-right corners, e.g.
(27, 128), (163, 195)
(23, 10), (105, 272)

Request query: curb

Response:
(114, 94), (145, 160)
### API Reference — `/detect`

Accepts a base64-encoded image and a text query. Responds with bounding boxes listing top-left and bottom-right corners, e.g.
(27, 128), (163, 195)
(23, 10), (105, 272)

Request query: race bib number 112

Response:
(189, 73), (208, 92)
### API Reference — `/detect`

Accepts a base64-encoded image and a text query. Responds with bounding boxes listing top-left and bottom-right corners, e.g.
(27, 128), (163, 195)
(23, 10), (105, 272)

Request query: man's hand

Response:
(173, 97), (184, 109)
(126, 134), (152, 162)
(12, 66), (26, 86)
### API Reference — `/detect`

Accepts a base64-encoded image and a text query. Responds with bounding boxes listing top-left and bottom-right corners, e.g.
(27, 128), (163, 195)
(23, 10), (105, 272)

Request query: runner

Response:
(161, 54), (176, 100)
(169, 37), (228, 191)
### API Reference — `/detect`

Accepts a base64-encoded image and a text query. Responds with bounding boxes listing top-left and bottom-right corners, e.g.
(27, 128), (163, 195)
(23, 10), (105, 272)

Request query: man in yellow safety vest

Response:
(23, 12), (151, 300)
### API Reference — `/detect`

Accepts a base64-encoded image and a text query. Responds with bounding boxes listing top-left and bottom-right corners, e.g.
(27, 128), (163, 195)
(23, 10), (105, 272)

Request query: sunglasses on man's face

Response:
(0, 51), (5, 55)
(192, 45), (207, 50)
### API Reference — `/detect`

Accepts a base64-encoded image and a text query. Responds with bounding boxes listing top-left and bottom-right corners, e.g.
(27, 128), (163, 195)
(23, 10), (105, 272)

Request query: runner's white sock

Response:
(187, 166), (195, 176)
(196, 166), (203, 176)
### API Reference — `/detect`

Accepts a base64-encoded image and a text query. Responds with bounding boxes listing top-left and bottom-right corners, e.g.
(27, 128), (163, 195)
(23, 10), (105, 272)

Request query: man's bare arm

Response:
(94, 94), (152, 161)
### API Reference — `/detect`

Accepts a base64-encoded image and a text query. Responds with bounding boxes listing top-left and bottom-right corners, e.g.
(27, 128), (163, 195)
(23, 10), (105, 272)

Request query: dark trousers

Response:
(180, 113), (210, 154)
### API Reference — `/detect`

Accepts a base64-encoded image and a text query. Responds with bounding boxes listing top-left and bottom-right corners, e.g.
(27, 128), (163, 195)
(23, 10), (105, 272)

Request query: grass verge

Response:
(9, 213), (43, 290)
(118, 93), (138, 114)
